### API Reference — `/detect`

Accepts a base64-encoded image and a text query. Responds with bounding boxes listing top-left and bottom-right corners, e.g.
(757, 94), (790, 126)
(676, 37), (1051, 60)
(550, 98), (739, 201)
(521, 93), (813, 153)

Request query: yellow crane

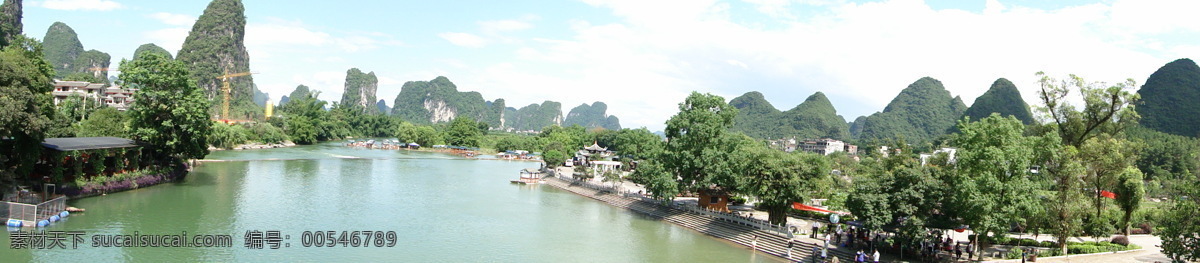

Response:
(216, 70), (255, 122)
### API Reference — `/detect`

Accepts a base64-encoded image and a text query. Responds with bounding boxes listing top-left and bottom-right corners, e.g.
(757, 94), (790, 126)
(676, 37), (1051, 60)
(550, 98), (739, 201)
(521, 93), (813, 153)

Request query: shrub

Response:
(1039, 240), (1057, 247)
(1110, 235), (1130, 246)
(1018, 238), (1041, 247)
(1005, 249), (1024, 259)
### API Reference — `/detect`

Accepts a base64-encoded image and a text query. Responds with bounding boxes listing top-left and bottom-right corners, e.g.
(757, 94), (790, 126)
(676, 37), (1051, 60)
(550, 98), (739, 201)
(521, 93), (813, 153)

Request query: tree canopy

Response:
(122, 52), (212, 160)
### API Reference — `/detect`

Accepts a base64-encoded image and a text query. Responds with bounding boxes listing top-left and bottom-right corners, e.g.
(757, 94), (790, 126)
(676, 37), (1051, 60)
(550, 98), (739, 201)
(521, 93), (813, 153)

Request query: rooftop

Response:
(42, 137), (140, 151)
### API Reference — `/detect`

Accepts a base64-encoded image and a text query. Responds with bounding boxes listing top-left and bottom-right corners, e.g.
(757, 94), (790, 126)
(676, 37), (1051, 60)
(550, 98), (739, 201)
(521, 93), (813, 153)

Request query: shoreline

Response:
(540, 173), (849, 262)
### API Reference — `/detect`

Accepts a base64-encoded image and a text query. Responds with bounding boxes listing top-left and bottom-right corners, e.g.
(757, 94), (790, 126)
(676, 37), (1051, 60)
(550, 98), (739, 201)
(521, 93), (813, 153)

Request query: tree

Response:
(285, 115), (317, 145)
(123, 52), (212, 160)
(950, 114), (1040, 260)
(445, 116), (484, 147)
(1160, 183), (1200, 262)
(77, 107), (128, 137)
(1034, 71), (1139, 147)
(634, 159), (678, 201)
(661, 92), (739, 195)
(741, 146), (830, 224)
(1035, 130), (1087, 255)
(395, 122), (443, 147)
(1078, 134), (1138, 238)
(0, 35), (56, 187)
(1113, 166), (1144, 236)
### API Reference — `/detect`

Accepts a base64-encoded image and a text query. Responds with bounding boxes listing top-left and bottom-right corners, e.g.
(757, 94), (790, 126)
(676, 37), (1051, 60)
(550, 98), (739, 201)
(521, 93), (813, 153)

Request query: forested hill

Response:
(390, 76), (504, 127)
(505, 101), (563, 131)
(176, 0), (264, 119)
(856, 77), (967, 144)
(564, 102), (621, 130)
(1138, 58), (1200, 137)
(0, 0), (22, 47)
(132, 43), (172, 61)
(340, 68), (378, 114)
(42, 22), (110, 82)
(961, 78), (1034, 124)
(729, 91), (849, 140)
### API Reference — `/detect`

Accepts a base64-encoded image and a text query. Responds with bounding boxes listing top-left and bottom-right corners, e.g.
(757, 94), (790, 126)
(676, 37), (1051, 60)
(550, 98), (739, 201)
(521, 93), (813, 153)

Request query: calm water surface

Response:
(2, 142), (776, 262)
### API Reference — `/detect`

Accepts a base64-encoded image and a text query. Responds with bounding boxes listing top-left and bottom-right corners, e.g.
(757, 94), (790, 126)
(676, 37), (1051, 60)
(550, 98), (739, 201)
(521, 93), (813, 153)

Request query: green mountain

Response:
(857, 77), (967, 143)
(339, 68), (378, 114)
(176, 0), (261, 119)
(563, 102), (621, 130)
(376, 99), (390, 115)
(505, 101), (563, 131)
(729, 91), (784, 139)
(133, 43), (172, 60)
(961, 78), (1034, 124)
(390, 76), (503, 127)
(0, 0), (22, 47)
(728, 91), (849, 140)
(42, 21), (110, 81)
(849, 116), (866, 138)
(279, 84), (311, 105)
(1139, 58), (1200, 137)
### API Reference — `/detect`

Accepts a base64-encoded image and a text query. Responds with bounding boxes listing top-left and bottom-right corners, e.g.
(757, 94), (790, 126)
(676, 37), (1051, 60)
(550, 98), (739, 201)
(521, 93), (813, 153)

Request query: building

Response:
(50, 80), (136, 111)
(51, 81), (105, 105)
(102, 86), (137, 111)
(919, 147), (958, 165)
(799, 139), (846, 156)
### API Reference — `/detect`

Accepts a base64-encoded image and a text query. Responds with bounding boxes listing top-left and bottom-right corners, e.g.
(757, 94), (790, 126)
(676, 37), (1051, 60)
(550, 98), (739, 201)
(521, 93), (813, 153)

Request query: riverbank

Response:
(541, 170), (854, 263)
(208, 141), (296, 151)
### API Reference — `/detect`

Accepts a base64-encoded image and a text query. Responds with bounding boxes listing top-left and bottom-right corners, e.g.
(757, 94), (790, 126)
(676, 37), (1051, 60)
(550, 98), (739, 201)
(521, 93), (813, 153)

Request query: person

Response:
(813, 245), (821, 263)
(836, 226), (843, 246)
(831, 255), (840, 263)
(788, 239), (795, 259)
(967, 243), (974, 260)
(752, 235), (758, 251)
(955, 243), (962, 260)
(872, 250), (880, 263)
(821, 246), (828, 262)
(854, 250), (863, 263)
(812, 221), (821, 238)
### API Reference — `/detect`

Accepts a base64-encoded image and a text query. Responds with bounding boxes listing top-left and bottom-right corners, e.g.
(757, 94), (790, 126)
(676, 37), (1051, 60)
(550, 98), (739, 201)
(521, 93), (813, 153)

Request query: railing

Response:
(675, 203), (795, 239)
(4, 195), (66, 226)
(552, 172), (795, 239)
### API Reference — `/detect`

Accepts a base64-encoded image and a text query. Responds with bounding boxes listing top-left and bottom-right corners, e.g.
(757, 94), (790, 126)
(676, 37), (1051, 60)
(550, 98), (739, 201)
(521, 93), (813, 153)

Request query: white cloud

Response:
(479, 20), (533, 33)
(148, 12), (195, 26)
(40, 0), (122, 11)
(438, 32), (488, 48)
(142, 27), (189, 55)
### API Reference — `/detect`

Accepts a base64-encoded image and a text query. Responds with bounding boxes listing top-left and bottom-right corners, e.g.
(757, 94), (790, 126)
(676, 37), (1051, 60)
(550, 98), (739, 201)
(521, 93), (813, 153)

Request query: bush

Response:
(1110, 235), (1130, 246)
(1039, 240), (1057, 248)
(1018, 238), (1041, 247)
(1005, 249), (1024, 259)
(1037, 249), (1063, 257)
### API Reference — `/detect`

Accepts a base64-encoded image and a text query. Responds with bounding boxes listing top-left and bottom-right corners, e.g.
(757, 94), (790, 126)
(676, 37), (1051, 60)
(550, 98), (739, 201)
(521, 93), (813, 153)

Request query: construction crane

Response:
(216, 70), (255, 122)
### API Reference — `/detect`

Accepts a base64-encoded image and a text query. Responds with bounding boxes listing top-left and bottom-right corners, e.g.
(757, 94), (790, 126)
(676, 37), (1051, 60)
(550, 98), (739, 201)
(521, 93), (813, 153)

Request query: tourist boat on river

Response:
(511, 168), (544, 185)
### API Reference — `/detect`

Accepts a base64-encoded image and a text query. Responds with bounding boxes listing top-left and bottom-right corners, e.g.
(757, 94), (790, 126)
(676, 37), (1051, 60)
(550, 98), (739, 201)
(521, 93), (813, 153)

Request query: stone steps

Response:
(545, 177), (858, 262)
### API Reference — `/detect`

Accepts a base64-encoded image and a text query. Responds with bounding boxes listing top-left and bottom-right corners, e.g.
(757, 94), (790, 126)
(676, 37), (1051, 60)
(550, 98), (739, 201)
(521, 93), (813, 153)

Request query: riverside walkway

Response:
(543, 175), (855, 262)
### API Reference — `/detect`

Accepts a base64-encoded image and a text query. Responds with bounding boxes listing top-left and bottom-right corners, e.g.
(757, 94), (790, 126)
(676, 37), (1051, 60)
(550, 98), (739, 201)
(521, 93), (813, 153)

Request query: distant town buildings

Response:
(919, 147), (958, 165)
(769, 137), (858, 156)
(51, 80), (136, 111)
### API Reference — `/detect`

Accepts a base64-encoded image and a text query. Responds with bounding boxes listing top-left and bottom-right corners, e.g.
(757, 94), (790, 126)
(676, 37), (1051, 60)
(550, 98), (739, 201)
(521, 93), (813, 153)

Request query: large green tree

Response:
(122, 52), (212, 160)
(77, 107), (128, 137)
(0, 35), (56, 187)
(1113, 166), (1144, 236)
(445, 116), (485, 147)
(1077, 134), (1138, 238)
(949, 114), (1040, 260)
(740, 146), (830, 224)
(661, 92), (740, 194)
(1160, 183), (1200, 262)
(1035, 72), (1139, 147)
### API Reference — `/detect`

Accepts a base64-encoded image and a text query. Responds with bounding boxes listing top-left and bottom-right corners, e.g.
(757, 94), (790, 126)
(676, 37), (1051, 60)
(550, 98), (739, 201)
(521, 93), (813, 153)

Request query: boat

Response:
(510, 168), (544, 185)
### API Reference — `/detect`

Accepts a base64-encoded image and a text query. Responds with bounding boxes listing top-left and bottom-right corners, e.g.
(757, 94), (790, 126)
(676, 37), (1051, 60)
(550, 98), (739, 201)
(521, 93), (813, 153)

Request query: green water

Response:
(2, 142), (776, 262)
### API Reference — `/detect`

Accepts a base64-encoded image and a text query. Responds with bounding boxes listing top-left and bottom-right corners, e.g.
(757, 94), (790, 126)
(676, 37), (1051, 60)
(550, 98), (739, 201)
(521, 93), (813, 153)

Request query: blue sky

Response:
(23, 0), (1200, 131)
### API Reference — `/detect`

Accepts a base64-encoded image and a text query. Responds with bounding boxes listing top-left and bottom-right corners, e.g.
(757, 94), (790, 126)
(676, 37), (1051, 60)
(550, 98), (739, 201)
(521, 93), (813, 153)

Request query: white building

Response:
(50, 80), (136, 111)
(919, 147), (958, 165)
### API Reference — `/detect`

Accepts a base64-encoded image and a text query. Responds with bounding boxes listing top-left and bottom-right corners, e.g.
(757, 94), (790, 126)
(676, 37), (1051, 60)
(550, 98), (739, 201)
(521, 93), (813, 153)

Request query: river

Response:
(2, 142), (776, 262)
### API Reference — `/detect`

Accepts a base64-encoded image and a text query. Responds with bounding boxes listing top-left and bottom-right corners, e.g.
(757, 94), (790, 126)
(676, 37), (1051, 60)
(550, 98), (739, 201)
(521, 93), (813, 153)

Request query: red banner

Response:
(792, 202), (850, 215)
(1100, 190), (1117, 199)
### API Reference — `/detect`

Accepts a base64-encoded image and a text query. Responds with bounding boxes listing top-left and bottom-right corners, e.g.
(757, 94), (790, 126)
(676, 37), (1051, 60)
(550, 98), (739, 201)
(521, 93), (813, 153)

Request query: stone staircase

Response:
(545, 177), (857, 262)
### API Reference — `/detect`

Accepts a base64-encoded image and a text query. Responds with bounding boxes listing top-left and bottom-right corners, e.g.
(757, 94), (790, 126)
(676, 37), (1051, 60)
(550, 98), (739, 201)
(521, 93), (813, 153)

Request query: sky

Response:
(21, 0), (1200, 132)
